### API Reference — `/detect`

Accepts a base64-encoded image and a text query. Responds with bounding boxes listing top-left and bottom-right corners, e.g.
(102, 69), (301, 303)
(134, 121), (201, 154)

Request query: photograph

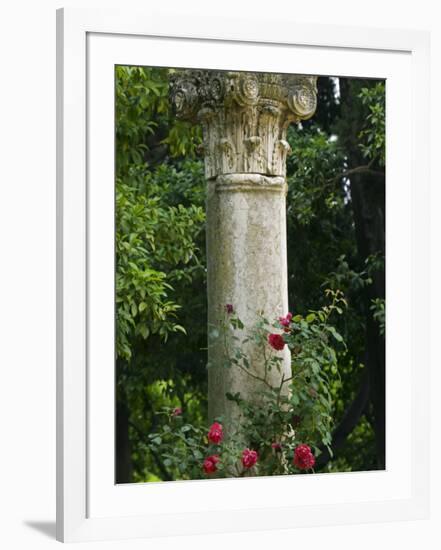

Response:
(115, 66), (386, 484)
(0, 0), (434, 546)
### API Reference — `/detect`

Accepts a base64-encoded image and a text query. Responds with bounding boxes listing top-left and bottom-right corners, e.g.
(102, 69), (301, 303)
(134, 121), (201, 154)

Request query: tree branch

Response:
(327, 162), (385, 185)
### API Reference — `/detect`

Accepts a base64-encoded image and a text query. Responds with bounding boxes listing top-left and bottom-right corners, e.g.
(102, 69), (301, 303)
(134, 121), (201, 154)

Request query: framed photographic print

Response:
(56, 7), (430, 542)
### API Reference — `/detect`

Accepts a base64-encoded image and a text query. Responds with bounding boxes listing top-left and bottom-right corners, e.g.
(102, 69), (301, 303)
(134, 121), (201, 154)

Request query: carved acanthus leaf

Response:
(170, 70), (317, 178)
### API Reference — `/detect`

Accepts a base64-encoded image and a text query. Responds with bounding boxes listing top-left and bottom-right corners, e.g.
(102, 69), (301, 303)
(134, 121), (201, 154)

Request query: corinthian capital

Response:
(170, 70), (317, 178)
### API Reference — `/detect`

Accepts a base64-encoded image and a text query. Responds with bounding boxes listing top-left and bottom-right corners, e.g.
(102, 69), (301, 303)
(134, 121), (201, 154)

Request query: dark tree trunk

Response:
(338, 79), (386, 469)
(350, 172), (386, 469)
(115, 395), (133, 483)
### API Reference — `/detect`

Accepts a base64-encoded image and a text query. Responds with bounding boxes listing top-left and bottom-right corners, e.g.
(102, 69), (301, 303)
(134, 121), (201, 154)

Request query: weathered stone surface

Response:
(170, 70), (317, 178)
(206, 173), (291, 429)
(169, 70), (318, 432)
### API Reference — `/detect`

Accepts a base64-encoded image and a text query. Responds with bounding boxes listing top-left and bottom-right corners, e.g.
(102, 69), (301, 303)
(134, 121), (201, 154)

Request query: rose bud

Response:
(278, 312), (293, 332)
(291, 414), (302, 427)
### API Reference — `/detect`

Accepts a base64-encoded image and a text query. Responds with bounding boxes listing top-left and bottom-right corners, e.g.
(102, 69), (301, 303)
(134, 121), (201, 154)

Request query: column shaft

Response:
(207, 174), (291, 426)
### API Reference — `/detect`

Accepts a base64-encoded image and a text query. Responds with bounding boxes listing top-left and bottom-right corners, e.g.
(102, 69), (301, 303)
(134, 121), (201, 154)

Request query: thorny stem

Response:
(221, 318), (274, 389)
(235, 361), (273, 389)
(276, 374), (285, 408)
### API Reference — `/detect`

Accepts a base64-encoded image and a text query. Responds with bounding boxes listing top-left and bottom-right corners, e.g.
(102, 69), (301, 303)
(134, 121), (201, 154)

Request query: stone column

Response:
(170, 71), (317, 430)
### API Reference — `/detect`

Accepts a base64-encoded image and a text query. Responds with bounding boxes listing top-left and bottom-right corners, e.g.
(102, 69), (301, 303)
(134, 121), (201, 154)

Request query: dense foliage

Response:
(148, 290), (346, 479)
(115, 68), (385, 482)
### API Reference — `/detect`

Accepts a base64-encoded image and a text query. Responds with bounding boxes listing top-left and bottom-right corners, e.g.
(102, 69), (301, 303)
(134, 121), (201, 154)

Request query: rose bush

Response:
(147, 289), (346, 479)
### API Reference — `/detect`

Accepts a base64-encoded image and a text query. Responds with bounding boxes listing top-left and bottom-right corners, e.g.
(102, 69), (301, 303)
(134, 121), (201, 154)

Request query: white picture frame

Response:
(56, 7), (430, 543)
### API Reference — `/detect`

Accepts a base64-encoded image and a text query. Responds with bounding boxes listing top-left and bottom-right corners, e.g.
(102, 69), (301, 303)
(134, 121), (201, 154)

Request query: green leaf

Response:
(139, 324), (149, 339)
(326, 325), (343, 342)
(173, 324), (187, 335)
(291, 394), (300, 406)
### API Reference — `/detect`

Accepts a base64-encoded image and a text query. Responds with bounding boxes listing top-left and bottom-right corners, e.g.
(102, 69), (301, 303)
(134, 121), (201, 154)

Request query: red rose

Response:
(225, 304), (234, 314)
(208, 422), (223, 444)
(293, 444), (315, 470)
(278, 312), (293, 329)
(242, 448), (258, 469)
(172, 407), (182, 416)
(268, 333), (285, 351)
(271, 442), (282, 452)
(203, 454), (220, 474)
